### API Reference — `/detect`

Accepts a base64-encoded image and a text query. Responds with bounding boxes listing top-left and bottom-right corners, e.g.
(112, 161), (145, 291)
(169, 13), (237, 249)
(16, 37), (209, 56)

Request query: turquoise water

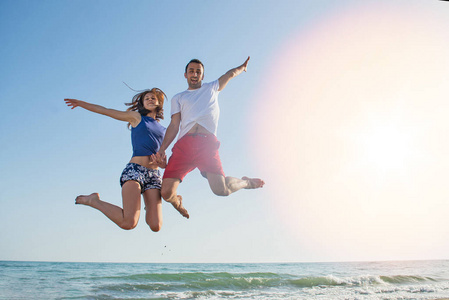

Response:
(1, 260), (448, 299)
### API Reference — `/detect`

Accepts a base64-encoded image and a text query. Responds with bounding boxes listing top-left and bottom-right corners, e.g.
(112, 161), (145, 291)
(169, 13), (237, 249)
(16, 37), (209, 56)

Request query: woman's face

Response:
(142, 92), (159, 110)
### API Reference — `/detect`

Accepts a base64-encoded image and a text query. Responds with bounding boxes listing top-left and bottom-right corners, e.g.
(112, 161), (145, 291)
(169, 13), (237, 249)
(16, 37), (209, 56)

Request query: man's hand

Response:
(241, 56), (250, 72)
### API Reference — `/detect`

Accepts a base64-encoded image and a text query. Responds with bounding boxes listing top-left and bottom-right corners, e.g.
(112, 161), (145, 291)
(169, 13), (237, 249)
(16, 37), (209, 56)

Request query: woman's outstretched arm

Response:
(65, 98), (140, 126)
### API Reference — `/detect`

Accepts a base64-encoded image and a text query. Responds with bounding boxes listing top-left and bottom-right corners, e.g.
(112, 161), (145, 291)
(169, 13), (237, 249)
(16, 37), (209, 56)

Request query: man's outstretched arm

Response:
(218, 56), (250, 91)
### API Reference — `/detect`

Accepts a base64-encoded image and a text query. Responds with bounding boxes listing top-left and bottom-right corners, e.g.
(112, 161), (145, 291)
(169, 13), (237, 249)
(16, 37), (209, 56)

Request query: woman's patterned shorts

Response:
(120, 163), (162, 193)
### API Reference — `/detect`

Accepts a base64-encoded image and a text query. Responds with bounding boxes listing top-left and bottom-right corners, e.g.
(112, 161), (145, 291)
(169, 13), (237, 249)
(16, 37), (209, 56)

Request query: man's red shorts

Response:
(163, 133), (225, 181)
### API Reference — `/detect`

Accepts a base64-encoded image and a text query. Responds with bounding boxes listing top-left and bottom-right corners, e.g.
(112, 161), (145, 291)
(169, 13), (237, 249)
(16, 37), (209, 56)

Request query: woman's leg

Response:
(75, 180), (142, 230)
(143, 189), (163, 232)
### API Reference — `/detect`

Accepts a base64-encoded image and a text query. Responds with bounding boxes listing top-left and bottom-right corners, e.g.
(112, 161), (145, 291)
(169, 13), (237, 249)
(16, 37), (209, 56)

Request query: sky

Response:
(1, 0), (449, 263)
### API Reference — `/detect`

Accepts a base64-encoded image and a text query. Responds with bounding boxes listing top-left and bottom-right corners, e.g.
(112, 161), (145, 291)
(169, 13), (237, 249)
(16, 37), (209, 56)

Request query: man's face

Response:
(185, 62), (204, 90)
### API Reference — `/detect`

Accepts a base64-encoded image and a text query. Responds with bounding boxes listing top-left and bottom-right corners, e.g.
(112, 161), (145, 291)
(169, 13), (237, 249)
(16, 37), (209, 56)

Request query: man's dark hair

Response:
(185, 59), (204, 73)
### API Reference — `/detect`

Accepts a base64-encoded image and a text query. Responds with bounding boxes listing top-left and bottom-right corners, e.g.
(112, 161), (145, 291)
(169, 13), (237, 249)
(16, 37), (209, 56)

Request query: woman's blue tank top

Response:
(131, 115), (166, 157)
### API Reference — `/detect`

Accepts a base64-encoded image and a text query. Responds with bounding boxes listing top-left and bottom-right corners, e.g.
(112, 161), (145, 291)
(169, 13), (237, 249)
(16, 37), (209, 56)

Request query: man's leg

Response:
(207, 173), (265, 196)
(161, 178), (189, 218)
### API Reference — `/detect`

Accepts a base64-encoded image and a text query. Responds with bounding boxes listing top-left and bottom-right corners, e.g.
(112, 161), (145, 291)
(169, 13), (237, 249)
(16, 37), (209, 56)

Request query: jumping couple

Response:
(65, 57), (264, 231)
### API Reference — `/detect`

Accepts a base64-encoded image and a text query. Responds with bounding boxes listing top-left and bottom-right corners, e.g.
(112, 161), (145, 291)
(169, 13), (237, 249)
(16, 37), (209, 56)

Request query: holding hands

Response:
(150, 152), (167, 169)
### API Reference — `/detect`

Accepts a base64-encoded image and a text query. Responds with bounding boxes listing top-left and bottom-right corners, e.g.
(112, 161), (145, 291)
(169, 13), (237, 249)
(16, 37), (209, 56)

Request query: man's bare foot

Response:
(75, 193), (100, 206)
(242, 177), (265, 189)
(171, 195), (189, 219)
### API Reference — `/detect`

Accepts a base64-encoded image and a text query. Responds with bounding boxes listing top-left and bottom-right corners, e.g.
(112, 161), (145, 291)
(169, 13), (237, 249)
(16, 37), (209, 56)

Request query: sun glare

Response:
(248, 3), (449, 261)
(356, 118), (415, 175)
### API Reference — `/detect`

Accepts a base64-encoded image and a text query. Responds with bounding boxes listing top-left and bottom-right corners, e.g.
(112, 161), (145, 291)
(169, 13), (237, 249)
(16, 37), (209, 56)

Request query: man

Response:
(157, 57), (264, 218)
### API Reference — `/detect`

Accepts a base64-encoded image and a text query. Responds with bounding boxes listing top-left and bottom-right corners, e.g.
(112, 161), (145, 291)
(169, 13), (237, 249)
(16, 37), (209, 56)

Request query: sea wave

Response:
(3, 261), (449, 300)
(88, 272), (442, 291)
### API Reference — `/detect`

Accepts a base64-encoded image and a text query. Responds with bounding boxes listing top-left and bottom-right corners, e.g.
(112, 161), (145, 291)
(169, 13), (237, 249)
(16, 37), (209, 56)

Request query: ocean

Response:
(1, 260), (448, 299)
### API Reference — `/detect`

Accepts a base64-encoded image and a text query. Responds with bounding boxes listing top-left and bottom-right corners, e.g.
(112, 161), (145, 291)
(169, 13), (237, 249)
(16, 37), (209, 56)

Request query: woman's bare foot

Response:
(242, 177), (265, 189)
(171, 195), (189, 219)
(75, 193), (100, 206)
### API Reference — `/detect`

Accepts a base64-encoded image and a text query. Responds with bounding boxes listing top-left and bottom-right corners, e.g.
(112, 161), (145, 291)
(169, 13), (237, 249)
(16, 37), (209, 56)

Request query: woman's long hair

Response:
(125, 88), (166, 127)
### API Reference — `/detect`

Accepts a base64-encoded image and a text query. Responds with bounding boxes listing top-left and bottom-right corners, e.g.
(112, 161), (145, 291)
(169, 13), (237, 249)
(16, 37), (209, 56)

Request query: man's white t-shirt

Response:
(171, 80), (220, 140)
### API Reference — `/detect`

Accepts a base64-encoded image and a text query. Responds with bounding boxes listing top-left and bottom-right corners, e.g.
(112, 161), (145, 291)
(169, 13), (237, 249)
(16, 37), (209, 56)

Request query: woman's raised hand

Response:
(64, 98), (81, 109)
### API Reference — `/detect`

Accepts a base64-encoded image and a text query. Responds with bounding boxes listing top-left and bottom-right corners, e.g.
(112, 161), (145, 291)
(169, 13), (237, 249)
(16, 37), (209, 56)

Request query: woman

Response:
(64, 88), (167, 232)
